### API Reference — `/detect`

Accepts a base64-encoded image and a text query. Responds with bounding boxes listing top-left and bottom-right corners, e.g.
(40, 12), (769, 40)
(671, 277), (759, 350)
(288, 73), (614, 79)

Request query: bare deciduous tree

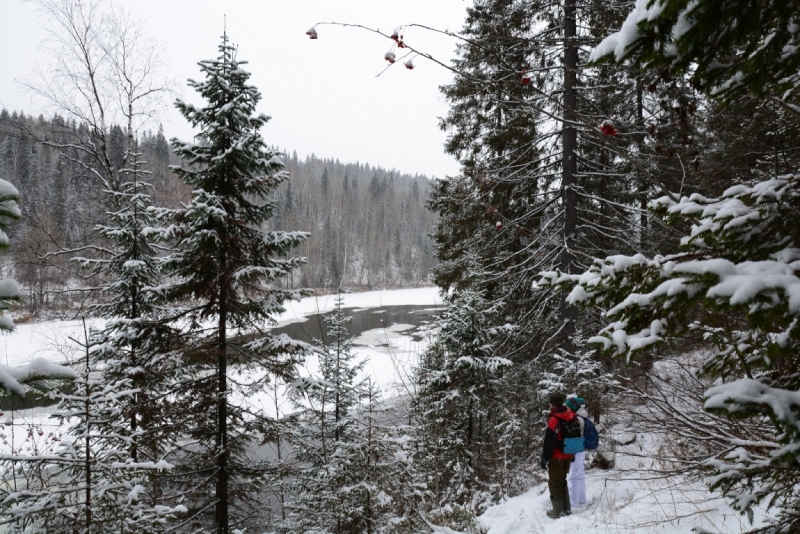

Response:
(22, 0), (175, 195)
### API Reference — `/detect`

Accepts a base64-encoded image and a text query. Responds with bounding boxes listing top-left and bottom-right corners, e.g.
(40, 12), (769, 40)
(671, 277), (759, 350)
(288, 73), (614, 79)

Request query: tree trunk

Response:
(216, 251), (229, 534)
(85, 375), (92, 533)
(561, 0), (578, 349)
(637, 82), (649, 244)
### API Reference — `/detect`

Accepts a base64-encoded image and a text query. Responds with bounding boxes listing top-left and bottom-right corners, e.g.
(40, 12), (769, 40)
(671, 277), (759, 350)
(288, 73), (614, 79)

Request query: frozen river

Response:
(0, 286), (443, 426)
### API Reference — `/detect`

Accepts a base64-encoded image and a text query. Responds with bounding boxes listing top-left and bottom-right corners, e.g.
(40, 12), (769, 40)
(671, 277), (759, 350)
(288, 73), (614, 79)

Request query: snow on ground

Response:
(477, 363), (772, 534)
(478, 442), (763, 534)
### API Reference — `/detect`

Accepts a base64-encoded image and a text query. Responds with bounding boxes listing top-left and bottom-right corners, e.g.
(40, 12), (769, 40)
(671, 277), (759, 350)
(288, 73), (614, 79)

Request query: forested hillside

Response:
(0, 110), (435, 313)
(279, 152), (435, 289)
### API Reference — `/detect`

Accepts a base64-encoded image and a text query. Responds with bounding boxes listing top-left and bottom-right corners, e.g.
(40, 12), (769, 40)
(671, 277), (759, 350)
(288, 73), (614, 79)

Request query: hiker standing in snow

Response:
(540, 392), (581, 518)
(566, 396), (589, 506)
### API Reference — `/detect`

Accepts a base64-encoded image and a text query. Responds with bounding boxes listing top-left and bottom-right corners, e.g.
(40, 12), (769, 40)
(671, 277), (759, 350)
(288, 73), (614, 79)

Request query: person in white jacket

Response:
(566, 396), (588, 506)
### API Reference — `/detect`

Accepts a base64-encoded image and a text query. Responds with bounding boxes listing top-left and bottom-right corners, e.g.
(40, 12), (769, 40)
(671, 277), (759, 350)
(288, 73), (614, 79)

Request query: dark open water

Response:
(269, 304), (445, 345)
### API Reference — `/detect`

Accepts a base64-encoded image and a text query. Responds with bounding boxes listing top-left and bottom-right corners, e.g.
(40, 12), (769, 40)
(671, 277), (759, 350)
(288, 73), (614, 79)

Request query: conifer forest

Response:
(0, 0), (798, 533)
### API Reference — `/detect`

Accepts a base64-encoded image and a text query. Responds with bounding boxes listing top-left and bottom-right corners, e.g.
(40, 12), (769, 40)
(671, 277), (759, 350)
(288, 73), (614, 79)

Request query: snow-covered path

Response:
(479, 423), (768, 534)
(480, 463), (752, 533)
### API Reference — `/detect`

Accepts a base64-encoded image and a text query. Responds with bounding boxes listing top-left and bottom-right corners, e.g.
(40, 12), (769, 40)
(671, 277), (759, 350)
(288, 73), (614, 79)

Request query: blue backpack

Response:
(582, 416), (599, 450)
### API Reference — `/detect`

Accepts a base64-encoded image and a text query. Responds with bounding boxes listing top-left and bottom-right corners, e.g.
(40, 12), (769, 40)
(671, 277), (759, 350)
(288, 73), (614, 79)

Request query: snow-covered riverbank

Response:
(0, 287), (442, 368)
(0, 287), (443, 444)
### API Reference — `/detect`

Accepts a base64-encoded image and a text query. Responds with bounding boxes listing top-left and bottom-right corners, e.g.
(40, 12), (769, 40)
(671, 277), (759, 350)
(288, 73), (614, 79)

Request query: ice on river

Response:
(275, 286), (442, 326)
(0, 287), (441, 369)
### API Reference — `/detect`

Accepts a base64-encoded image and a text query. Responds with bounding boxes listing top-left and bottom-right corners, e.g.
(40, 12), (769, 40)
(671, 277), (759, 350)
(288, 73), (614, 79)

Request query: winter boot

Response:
(546, 499), (564, 519)
(563, 489), (572, 515)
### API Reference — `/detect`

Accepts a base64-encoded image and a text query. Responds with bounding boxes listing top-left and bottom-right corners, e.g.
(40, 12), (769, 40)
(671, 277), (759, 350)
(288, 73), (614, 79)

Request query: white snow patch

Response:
(589, 0), (666, 62)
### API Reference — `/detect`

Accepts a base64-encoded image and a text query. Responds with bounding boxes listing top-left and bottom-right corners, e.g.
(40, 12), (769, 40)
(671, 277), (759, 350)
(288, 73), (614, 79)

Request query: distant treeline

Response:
(0, 109), (436, 314)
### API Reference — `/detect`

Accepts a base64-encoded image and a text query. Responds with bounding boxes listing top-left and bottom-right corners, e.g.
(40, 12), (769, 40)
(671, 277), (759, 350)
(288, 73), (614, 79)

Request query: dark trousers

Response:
(547, 458), (572, 501)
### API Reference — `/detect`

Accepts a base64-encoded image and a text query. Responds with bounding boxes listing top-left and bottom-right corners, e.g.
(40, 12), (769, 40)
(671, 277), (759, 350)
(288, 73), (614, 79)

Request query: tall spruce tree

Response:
(75, 153), (182, 463)
(164, 34), (310, 533)
(428, 0), (652, 510)
(71, 152), (189, 520)
(413, 290), (514, 521)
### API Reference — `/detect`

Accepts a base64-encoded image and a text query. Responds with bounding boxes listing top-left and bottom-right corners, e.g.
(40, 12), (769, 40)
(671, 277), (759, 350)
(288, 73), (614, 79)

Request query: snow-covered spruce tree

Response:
(74, 153), (184, 462)
(0, 324), (183, 533)
(330, 379), (427, 534)
(412, 290), (514, 524)
(537, 337), (618, 422)
(288, 298), (424, 533)
(163, 34), (310, 533)
(589, 0), (800, 116)
(70, 152), (189, 520)
(0, 177), (20, 336)
(286, 295), (366, 533)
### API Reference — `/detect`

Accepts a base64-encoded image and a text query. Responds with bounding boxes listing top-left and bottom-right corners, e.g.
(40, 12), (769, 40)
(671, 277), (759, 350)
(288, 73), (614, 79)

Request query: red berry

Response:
(599, 120), (618, 136)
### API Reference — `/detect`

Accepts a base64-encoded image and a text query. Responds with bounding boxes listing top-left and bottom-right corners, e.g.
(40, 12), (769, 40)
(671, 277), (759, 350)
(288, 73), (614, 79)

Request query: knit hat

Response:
(548, 392), (566, 407)
(566, 396), (586, 411)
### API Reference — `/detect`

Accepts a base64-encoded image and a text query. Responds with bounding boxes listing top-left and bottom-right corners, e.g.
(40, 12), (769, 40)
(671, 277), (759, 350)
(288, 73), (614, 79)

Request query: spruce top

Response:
(171, 37), (288, 230)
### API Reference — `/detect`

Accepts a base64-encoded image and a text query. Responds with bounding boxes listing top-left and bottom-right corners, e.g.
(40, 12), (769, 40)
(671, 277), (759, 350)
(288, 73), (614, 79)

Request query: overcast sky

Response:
(0, 0), (470, 178)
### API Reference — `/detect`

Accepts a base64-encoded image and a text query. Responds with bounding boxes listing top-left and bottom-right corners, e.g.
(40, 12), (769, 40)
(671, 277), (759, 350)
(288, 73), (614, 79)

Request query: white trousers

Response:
(568, 451), (586, 505)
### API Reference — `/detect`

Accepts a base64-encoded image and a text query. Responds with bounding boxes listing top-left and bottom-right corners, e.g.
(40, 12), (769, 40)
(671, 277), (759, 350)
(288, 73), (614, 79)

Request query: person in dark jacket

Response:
(540, 392), (576, 518)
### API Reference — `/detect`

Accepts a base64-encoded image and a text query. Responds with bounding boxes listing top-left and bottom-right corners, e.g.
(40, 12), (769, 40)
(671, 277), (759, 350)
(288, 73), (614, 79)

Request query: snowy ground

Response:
(0, 288), (772, 532)
(0, 317), (105, 368)
(478, 448), (763, 533)
(476, 353), (773, 533)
